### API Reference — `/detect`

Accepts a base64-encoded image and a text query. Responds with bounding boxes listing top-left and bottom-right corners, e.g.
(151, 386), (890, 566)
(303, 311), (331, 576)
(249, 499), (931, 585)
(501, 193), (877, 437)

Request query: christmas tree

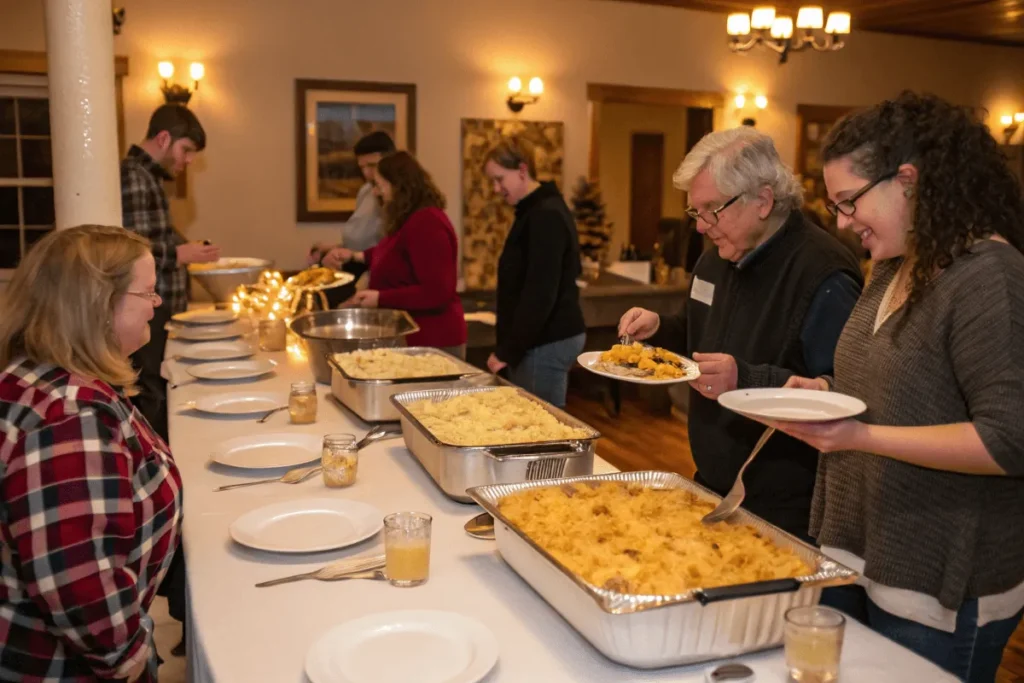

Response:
(570, 176), (613, 264)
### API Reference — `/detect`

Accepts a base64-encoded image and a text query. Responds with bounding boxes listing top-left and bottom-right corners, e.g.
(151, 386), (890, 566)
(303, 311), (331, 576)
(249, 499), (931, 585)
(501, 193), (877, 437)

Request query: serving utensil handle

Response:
(254, 571), (318, 588)
(695, 578), (801, 605)
(215, 477), (279, 492)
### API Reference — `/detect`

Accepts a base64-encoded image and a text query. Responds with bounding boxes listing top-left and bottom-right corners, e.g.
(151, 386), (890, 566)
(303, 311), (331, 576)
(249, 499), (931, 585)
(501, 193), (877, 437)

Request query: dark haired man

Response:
(308, 130), (396, 281)
(121, 104), (218, 657)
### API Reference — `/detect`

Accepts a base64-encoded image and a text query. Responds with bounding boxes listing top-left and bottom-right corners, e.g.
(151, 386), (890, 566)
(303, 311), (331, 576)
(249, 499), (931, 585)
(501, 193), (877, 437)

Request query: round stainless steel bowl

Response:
(189, 257), (273, 302)
(288, 309), (421, 383)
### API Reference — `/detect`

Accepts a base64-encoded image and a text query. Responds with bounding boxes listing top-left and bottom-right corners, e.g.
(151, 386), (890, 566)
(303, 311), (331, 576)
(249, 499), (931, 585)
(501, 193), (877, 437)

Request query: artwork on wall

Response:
(795, 104), (855, 227)
(295, 79), (416, 222)
(461, 118), (564, 290)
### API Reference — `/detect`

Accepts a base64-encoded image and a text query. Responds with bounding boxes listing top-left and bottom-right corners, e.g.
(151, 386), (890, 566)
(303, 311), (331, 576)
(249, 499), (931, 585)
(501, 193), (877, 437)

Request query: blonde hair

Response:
(673, 127), (803, 219)
(0, 224), (151, 392)
(484, 137), (537, 178)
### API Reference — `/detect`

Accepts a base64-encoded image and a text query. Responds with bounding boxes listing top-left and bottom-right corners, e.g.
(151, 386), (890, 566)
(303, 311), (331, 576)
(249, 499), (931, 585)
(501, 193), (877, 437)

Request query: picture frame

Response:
(295, 79), (416, 222)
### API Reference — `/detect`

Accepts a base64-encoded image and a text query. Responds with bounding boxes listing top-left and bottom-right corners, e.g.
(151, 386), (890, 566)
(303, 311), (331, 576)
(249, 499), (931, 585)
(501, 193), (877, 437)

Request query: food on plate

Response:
(189, 258), (253, 271)
(498, 481), (813, 595)
(597, 342), (692, 380)
(288, 266), (340, 288)
(404, 387), (590, 446)
(334, 349), (462, 380)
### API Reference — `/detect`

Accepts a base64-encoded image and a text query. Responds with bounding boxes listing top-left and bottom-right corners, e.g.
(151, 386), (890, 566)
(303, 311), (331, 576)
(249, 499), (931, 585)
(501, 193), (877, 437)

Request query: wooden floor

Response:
(562, 387), (1024, 683)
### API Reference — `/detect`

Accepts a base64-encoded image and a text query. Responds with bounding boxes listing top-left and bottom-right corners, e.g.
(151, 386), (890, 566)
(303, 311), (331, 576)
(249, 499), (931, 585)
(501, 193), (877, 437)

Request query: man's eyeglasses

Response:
(686, 195), (741, 227)
(826, 172), (897, 217)
(126, 290), (162, 304)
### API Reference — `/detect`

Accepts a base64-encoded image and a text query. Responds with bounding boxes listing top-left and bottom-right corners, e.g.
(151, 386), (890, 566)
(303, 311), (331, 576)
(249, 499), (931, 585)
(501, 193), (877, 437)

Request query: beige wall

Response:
(2, 0), (1022, 272)
(598, 102), (687, 259)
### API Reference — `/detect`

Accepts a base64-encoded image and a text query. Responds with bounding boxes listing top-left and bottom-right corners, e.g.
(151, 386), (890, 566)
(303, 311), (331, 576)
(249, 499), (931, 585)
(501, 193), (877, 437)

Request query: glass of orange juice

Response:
(384, 512), (432, 587)
(784, 605), (845, 683)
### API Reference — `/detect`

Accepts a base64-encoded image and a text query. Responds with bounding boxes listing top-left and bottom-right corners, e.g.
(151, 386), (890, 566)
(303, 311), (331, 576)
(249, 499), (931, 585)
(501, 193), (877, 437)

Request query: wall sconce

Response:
(507, 76), (543, 113)
(158, 61), (204, 106)
(1001, 112), (1024, 143)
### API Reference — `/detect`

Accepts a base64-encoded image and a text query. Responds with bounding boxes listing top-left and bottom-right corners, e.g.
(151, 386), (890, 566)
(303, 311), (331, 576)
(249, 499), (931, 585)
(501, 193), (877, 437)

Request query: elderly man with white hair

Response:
(619, 127), (863, 540)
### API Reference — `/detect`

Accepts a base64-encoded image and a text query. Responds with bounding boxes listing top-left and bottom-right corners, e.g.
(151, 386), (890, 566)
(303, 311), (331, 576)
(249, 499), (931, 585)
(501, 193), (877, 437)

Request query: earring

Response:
(904, 187), (915, 199)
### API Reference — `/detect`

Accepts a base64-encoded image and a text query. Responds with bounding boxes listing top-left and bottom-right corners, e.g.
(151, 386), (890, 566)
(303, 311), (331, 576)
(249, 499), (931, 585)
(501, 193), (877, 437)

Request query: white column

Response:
(43, 0), (121, 230)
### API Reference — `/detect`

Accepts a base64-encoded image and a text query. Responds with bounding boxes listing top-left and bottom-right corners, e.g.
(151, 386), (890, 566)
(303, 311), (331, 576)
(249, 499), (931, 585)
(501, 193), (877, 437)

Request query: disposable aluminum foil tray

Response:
(329, 347), (485, 422)
(466, 471), (858, 668)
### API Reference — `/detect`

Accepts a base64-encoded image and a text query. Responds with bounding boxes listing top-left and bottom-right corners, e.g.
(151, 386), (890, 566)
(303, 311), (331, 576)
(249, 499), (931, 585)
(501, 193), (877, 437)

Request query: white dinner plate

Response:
(577, 350), (701, 385)
(230, 498), (383, 553)
(171, 323), (246, 342)
(171, 308), (240, 325)
(305, 610), (499, 683)
(174, 340), (254, 362)
(718, 388), (868, 423)
(186, 358), (276, 381)
(211, 432), (322, 469)
(191, 391), (284, 416)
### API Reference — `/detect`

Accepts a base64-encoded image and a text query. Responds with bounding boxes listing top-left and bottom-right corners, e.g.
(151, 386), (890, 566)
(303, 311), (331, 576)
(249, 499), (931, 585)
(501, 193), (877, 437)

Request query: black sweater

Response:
(650, 211), (862, 538)
(495, 182), (586, 366)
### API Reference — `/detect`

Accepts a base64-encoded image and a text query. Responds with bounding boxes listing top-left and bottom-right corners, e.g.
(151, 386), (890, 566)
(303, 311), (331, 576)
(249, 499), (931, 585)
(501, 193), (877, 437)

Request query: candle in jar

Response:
(321, 434), (358, 487)
(288, 381), (318, 424)
(258, 317), (287, 351)
(384, 512), (432, 587)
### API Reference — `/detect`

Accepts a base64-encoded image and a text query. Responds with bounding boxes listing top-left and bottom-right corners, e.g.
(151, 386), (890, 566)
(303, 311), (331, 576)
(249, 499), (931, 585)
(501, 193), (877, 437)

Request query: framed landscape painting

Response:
(295, 79), (416, 222)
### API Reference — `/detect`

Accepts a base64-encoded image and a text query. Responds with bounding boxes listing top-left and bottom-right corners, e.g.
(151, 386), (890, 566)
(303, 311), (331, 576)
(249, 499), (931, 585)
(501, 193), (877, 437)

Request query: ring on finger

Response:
(705, 384), (712, 392)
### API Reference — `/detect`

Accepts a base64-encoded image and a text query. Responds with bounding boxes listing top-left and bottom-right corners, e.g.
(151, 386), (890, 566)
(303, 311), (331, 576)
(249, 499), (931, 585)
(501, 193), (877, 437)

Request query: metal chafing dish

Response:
(468, 471), (858, 669)
(328, 347), (485, 422)
(288, 309), (420, 384)
(389, 386), (600, 503)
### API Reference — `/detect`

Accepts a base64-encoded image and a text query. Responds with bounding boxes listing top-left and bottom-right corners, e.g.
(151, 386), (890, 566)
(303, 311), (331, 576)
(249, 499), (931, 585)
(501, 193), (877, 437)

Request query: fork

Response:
(701, 427), (775, 525)
(214, 464), (321, 492)
(255, 555), (387, 588)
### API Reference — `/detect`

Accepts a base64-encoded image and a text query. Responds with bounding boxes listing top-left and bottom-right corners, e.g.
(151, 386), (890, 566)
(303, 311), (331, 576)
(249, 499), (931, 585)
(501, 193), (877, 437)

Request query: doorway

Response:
(587, 84), (723, 261)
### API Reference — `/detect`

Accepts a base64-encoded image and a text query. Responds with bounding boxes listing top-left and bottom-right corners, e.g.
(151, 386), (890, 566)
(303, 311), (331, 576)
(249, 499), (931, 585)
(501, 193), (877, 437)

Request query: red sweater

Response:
(365, 207), (467, 348)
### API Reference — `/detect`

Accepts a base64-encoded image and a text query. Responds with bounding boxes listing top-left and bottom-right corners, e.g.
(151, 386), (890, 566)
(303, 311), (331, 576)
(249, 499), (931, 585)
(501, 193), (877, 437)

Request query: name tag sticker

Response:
(691, 277), (715, 306)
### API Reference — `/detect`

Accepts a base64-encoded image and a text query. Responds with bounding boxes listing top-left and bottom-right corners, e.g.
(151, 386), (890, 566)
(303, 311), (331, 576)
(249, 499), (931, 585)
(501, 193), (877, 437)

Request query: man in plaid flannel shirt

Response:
(120, 104), (218, 658)
(120, 104), (219, 441)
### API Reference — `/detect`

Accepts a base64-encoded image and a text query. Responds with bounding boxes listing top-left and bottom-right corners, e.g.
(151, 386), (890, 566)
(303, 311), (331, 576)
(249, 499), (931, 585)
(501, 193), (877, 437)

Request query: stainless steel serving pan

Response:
(389, 386), (601, 503)
(288, 309), (419, 384)
(468, 471), (858, 669)
(328, 347), (485, 422)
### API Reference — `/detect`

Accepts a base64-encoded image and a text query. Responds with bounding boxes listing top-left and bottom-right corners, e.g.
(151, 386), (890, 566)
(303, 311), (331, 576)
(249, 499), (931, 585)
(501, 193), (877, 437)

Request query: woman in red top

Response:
(0, 225), (181, 682)
(339, 151), (467, 357)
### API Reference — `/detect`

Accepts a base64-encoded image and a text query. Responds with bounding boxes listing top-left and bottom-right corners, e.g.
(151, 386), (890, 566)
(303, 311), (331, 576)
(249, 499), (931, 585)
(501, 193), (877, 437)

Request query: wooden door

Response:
(629, 132), (664, 257)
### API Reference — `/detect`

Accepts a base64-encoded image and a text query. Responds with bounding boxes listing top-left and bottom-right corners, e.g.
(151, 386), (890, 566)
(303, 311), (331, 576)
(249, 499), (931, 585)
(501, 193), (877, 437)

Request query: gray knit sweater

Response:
(809, 240), (1024, 610)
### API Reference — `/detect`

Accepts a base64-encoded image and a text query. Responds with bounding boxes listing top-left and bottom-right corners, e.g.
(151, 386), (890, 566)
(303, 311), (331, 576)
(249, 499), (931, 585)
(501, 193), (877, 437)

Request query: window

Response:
(0, 80), (54, 270)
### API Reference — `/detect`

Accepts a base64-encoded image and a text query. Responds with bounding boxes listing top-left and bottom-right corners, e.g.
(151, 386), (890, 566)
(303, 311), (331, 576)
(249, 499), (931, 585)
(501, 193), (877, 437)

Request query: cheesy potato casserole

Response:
(334, 349), (462, 380)
(404, 387), (591, 446)
(498, 481), (812, 595)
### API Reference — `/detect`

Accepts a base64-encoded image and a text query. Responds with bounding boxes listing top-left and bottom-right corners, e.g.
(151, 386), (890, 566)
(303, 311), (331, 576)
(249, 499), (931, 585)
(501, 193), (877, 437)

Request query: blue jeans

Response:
(506, 333), (586, 408)
(821, 584), (1023, 682)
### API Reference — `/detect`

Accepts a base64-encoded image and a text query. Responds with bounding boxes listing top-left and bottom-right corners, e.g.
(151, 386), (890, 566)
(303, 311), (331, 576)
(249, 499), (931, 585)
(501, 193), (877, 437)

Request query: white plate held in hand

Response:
(187, 358), (276, 381)
(191, 391), (284, 416)
(577, 350), (701, 385)
(211, 432), (322, 469)
(171, 309), (239, 325)
(305, 610), (499, 683)
(230, 498), (383, 553)
(718, 388), (867, 423)
(175, 340), (254, 362)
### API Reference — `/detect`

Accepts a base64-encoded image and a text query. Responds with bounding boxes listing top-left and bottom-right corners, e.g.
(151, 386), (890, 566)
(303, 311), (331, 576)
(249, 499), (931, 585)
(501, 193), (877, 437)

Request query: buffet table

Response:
(166, 336), (957, 683)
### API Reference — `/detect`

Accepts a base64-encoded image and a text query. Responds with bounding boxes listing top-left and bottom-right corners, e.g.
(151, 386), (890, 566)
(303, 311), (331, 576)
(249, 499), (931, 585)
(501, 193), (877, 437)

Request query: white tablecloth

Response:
(165, 340), (956, 683)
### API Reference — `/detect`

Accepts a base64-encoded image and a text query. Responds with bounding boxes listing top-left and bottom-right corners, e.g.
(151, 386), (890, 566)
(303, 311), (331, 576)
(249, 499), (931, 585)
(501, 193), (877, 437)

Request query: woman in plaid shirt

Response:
(0, 225), (182, 681)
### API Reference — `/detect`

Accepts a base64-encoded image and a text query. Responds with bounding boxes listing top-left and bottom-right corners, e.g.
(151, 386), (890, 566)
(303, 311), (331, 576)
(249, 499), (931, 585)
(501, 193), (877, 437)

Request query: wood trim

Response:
(0, 49), (128, 77)
(294, 78), (417, 223)
(587, 83), (724, 184)
(588, 83), (724, 110)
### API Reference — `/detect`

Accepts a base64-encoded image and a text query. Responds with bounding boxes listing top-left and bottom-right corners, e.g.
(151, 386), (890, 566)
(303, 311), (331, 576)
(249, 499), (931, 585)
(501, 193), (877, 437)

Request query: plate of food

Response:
(286, 266), (355, 291)
(578, 342), (700, 385)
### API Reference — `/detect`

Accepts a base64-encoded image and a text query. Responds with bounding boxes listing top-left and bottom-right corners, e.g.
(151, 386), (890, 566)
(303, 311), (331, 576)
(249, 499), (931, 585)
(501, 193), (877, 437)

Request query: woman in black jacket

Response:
(483, 138), (586, 407)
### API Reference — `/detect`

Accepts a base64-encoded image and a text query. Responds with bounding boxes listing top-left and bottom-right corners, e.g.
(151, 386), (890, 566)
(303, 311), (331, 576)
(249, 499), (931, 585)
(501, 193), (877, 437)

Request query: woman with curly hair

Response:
(336, 151), (467, 357)
(776, 91), (1024, 681)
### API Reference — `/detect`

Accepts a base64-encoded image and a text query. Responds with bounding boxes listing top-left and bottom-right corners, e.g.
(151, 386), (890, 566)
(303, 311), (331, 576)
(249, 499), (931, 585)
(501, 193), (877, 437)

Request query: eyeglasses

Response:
(126, 290), (162, 304)
(826, 172), (897, 217)
(686, 195), (741, 227)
